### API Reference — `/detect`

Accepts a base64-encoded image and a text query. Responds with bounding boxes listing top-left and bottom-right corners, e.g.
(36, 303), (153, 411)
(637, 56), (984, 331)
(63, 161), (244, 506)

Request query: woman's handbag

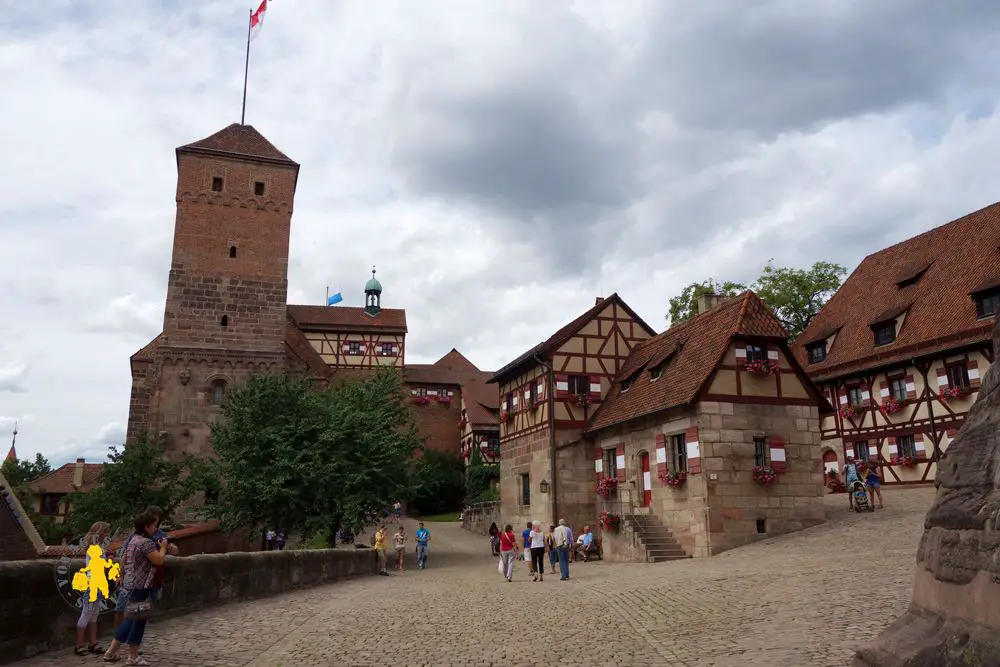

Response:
(497, 557), (504, 575)
(124, 598), (154, 621)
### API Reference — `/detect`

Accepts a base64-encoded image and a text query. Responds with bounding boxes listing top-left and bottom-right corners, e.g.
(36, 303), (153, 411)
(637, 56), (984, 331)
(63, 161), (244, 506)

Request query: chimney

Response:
(595, 297), (604, 306)
(73, 458), (85, 489)
(696, 293), (723, 315)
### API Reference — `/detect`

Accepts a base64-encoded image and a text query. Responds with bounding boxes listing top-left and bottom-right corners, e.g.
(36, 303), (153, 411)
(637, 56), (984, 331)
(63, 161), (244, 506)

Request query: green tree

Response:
(65, 435), (211, 536)
(667, 279), (747, 327)
(665, 260), (847, 338)
(207, 369), (420, 545)
(465, 446), (499, 503)
(1, 452), (52, 489)
(409, 449), (466, 516)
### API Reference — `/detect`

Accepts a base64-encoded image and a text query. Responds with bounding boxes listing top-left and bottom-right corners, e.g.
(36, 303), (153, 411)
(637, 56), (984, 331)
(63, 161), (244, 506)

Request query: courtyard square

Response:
(11, 486), (932, 667)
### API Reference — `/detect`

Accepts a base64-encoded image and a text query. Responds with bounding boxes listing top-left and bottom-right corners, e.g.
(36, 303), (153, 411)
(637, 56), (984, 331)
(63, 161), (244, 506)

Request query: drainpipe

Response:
(534, 354), (558, 524)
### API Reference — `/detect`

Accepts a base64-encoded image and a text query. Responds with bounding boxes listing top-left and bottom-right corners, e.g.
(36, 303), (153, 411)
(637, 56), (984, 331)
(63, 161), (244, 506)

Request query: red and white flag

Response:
(250, 0), (268, 41)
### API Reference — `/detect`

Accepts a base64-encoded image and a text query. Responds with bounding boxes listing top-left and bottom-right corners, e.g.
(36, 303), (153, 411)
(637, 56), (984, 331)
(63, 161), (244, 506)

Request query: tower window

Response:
(229, 245), (237, 258)
(220, 315), (229, 328)
(212, 177), (224, 192)
(254, 181), (265, 196)
(211, 380), (226, 406)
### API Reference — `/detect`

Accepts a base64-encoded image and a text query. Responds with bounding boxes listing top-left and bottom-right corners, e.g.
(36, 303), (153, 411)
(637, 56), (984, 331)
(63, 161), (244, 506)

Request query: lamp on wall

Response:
(539, 479), (550, 494)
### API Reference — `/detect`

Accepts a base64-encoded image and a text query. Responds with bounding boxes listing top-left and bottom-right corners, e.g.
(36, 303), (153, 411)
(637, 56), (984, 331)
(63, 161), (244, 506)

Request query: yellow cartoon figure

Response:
(71, 544), (120, 603)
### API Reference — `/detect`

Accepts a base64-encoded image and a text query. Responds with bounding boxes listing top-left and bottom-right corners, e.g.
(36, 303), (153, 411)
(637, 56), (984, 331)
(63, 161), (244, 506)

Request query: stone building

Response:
(587, 291), (829, 560)
(488, 294), (657, 533)
(792, 201), (999, 486)
(126, 123), (495, 466)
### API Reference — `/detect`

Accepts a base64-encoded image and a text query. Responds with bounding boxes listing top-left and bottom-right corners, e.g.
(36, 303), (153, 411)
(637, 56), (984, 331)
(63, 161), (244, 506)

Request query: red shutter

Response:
(594, 447), (604, 479)
(844, 443), (855, 460)
(685, 426), (701, 474)
(735, 343), (747, 367)
(879, 381), (888, 404)
(536, 378), (545, 403)
(968, 360), (981, 389)
(655, 434), (667, 478)
(588, 375), (602, 401)
(886, 436), (897, 460)
(868, 441), (880, 462)
(769, 436), (787, 472)
(905, 375), (917, 401)
(615, 444), (626, 482)
(946, 429), (957, 438)
(860, 382), (871, 408)
(341, 343), (351, 354)
(936, 367), (948, 393)
(914, 433), (927, 460)
(554, 373), (569, 399)
(522, 386), (531, 411)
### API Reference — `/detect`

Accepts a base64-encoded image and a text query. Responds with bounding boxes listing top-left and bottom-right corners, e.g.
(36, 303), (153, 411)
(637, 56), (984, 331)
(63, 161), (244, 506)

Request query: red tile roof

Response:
(587, 291), (791, 432)
(287, 304), (407, 333)
(177, 123), (298, 167)
(461, 377), (500, 427)
(405, 350), (498, 425)
(284, 313), (331, 379)
(27, 461), (104, 495)
(792, 201), (1000, 381)
(489, 294), (657, 383)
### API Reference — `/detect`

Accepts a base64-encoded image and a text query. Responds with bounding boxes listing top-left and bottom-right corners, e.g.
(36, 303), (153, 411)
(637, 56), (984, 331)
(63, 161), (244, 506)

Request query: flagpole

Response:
(240, 9), (252, 125)
(326, 286), (330, 306)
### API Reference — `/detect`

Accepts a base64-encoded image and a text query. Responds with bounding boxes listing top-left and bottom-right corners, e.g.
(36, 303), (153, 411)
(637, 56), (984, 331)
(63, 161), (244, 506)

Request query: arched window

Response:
(229, 245), (237, 258)
(211, 380), (226, 406)
(221, 315), (229, 328)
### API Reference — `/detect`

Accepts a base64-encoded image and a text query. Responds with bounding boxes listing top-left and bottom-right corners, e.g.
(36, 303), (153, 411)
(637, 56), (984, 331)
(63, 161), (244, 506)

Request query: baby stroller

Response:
(851, 480), (873, 513)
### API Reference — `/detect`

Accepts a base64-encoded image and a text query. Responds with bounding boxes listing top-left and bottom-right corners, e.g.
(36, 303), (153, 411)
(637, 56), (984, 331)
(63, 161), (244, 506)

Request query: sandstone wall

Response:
(0, 548), (374, 664)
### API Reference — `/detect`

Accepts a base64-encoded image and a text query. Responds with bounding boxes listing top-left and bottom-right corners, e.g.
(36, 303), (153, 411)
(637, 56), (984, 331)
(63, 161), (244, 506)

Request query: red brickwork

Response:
(408, 386), (462, 457)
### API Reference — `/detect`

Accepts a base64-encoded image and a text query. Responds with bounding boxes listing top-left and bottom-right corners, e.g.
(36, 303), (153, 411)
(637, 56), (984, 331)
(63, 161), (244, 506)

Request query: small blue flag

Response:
(327, 292), (343, 306)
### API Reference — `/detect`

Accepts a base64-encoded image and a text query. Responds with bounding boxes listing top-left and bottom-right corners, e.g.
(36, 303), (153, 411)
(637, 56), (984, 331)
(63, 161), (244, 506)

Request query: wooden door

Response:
(640, 452), (652, 507)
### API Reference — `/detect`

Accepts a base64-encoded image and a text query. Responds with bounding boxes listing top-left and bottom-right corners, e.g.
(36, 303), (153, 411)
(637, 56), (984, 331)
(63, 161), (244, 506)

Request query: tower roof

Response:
(365, 267), (382, 294)
(177, 123), (298, 167)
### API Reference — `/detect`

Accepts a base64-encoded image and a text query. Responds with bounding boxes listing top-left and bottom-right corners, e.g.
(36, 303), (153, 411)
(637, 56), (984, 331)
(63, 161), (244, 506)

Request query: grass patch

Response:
(417, 512), (461, 522)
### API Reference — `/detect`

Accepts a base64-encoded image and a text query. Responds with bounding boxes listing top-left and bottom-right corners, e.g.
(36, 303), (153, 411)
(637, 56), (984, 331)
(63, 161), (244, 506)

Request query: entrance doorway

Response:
(640, 452), (651, 507)
(823, 449), (839, 474)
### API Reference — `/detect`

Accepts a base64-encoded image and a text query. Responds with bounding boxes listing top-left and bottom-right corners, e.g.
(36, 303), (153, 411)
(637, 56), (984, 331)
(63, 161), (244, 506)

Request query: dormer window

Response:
(807, 342), (827, 364)
(874, 323), (896, 346)
(650, 365), (663, 381)
(745, 344), (765, 363)
(621, 378), (632, 393)
(974, 289), (1000, 319)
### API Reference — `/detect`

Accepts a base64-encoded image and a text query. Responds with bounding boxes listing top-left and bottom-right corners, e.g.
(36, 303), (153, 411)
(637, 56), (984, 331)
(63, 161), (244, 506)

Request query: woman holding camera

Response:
(103, 512), (168, 665)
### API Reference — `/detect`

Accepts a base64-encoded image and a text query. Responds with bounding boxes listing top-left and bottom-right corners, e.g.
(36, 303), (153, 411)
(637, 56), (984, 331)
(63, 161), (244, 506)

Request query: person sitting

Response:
(574, 526), (598, 562)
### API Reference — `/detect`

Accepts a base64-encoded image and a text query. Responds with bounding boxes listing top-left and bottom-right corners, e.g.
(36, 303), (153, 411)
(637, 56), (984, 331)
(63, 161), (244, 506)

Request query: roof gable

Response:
(587, 292), (789, 431)
(488, 294), (656, 383)
(27, 462), (104, 495)
(793, 200), (1000, 379)
(433, 349), (479, 372)
(177, 123), (298, 167)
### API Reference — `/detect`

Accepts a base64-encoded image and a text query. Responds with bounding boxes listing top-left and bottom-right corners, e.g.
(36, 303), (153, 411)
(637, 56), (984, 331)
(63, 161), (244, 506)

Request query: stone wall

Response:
(0, 548), (374, 665)
(407, 384), (463, 457)
(554, 439), (597, 536)
(499, 427), (552, 528)
(461, 501), (500, 536)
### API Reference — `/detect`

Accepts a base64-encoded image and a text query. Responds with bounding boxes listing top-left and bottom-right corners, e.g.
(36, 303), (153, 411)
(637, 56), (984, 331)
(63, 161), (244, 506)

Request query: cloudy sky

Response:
(3, 1), (1000, 465)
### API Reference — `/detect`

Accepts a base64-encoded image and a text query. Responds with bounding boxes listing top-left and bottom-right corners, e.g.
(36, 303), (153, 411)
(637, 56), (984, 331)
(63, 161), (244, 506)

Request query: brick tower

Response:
(126, 124), (300, 458)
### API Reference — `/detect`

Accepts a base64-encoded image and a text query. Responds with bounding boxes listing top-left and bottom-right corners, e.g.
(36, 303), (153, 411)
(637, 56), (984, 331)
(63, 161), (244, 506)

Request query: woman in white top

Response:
(529, 522), (546, 582)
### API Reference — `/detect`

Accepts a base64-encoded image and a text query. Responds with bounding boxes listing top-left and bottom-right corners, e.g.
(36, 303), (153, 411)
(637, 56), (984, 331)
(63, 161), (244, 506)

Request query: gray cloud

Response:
(0, 363), (29, 393)
(3, 0), (1000, 463)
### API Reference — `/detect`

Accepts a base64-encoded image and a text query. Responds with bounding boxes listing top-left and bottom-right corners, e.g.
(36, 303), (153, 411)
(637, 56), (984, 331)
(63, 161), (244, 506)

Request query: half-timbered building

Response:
(586, 292), (828, 560)
(792, 202), (1000, 486)
(488, 294), (656, 532)
(458, 378), (500, 467)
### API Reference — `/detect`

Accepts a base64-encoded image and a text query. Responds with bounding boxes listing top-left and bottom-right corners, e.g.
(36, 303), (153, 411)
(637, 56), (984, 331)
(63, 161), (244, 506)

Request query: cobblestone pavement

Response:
(14, 487), (935, 667)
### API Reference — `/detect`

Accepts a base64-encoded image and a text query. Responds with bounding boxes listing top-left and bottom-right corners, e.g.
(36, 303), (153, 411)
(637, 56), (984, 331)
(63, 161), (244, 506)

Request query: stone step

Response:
(641, 537), (681, 547)
(649, 553), (691, 562)
(646, 546), (688, 557)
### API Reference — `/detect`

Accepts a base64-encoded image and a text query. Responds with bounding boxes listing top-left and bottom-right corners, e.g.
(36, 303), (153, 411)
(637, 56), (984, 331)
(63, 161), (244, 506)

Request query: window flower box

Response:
(659, 469), (687, 489)
(942, 385), (969, 402)
(533, 397), (545, 407)
(457, 417), (468, 429)
(595, 477), (618, 498)
(575, 393), (592, 408)
(752, 465), (778, 486)
(598, 511), (621, 532)
(502, 411), (514, 424)
(412, 396), (430, 406)
(890, 455), (917, 468)
(745, 359), (780, 376)
(839, 404), (858, 420)
(437, 395), (452, 405)
(881, 396), (906, 415)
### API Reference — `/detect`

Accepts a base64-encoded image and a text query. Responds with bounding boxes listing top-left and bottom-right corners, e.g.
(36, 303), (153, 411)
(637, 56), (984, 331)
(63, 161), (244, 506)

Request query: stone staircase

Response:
(625, 513), (690, 563)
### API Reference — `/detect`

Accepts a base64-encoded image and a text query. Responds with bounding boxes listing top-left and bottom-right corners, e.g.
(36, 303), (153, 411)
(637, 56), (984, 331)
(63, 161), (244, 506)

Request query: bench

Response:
(574, 537), (602, 562)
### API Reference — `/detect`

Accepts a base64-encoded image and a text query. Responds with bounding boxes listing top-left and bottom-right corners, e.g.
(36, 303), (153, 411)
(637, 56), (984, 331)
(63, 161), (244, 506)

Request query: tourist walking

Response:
(103, 512), (168, 665)
(488, 522), (500, 556)
(865, 463), (884, 509)
(374, 525), (389, 576)
(520, 522), (532, 568)
(74, 521), (111, 656)
(393, 501), (402, 522)
(553, 519), (573, 581)
(498, 523), (518, 582)
(529, 522), (546, 582)
(843, 458), (864, 509)
(393, 526), (407, 571)
(415, 522), (430, 570)
(545, 524), (558, 575)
